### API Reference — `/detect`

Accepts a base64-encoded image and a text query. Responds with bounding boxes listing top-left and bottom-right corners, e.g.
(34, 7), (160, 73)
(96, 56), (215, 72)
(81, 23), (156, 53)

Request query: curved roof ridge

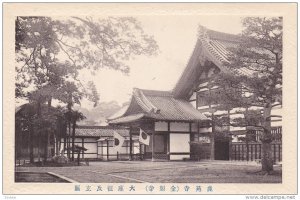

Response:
(171, 38), (203, 96)
(198, 25), (240, 43)
(133, 88), (160, 114)
(138, 88), (173, 97)
(172, 25), (241, 98)
(198, 25), (228, 63)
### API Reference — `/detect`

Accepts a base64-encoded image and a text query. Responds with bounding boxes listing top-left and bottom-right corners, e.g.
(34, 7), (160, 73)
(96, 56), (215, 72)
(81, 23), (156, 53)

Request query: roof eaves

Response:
(108, 113), (146, 124)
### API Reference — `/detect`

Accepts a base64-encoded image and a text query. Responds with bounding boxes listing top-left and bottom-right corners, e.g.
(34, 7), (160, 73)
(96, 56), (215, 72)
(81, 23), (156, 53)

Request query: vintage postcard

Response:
(2, 2), (298, 196)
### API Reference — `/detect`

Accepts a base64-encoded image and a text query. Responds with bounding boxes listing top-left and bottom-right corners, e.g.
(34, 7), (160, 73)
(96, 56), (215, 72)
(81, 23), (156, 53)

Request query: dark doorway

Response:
(215, 140), (229, 160)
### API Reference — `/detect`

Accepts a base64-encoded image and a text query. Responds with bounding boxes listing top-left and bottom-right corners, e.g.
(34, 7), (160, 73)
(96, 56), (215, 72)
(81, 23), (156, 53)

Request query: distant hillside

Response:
(74, 101), (122, 126)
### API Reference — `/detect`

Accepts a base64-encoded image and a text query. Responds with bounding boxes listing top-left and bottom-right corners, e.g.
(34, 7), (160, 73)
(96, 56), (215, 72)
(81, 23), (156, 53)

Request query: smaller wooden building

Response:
(108, 88), (210, 161)
(60, 126), (140, 161)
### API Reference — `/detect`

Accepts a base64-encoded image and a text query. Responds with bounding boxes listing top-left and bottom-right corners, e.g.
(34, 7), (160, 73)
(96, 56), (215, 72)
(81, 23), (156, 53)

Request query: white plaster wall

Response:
(102, 145), (129, 155)
(170, 122), (190, 132)
(190, 100), (196, 108)
(84, 143), (97, 154)
(189, 92), (196, 100)
(271, 105), (282, 126)
(230, 107), (246, 113)
(230, 126), (246, 131)
(214, 110), (228, 115)
(97, 145), (102, 155)
(84, 154), (98, 159)
(170, 134), (190, 153)
(74, 138), (82, 143)
(133, 141), (140, 154)
(198, 82), (208, 88)
(271, 120), (282, 127)
(199, 88), (209, 92)
(170, 154), (190, 160)
(189, 92), (197, 109)
(199, 127), (212, 133)
(230, 113), (244, 119)
(169, 134), (190, 160)
(248, 106), (263, 111)
(155, 122), (168, 131)
(59, 139), (98, 158)
(84, 138), (98, 142)
(198, 105), (210, 110)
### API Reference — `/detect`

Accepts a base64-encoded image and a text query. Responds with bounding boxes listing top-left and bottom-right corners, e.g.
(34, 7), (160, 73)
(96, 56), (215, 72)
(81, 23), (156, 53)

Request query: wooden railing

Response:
(230, 142), (282, 163)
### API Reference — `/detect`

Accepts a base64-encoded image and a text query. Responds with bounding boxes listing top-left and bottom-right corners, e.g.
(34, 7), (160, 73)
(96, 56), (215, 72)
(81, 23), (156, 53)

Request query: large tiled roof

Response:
(109, 113), (145, 124)
(68, 126), (129, 137)
(109, 88), (209, 124)
(172, 26), (244, 98)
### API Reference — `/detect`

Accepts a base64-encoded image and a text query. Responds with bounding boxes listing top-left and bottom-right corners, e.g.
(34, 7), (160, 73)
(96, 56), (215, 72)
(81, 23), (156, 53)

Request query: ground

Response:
(15, 161), (282, 183)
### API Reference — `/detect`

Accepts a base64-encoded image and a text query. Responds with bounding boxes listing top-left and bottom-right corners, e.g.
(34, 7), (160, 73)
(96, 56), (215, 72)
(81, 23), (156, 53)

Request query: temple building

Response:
(108, 26), (282, 162)
(15, 26), (282, 163)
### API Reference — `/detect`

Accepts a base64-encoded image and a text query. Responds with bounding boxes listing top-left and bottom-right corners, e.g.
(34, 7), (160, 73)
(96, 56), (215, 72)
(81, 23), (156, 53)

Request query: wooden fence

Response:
(230, 142), (282, 163)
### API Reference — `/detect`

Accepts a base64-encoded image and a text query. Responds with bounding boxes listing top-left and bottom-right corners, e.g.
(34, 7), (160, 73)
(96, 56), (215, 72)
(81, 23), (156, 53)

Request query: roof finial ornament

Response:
(198, 25), (209, 41)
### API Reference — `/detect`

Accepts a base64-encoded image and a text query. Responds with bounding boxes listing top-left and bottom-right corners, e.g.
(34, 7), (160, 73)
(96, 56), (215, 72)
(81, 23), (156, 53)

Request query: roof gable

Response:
(172, 26), (240, 99)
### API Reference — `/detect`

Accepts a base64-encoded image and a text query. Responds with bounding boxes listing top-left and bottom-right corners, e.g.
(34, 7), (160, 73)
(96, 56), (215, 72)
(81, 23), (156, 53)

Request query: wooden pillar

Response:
(167, 122), (170, 161)
(106, 139), (109, 161)
(229, 137), (232, 161)
(139, 143), (142, 160)
(210, 114), (215, 160)
(189, 122), (193, 160)
(152, 131), (155, 161)
(82, 138), (84, 159)
(208, 77), (215, 161)
(129, 127), (133, 160)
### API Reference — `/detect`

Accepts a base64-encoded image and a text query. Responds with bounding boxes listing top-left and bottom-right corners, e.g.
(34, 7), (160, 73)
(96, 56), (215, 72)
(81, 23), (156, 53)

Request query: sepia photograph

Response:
(2, 2), (297, 195)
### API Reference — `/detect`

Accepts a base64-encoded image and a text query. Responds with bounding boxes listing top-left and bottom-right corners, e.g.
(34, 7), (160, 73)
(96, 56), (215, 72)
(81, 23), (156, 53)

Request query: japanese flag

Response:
(139, 128), (150, 146)
(113, 131), (125, 151)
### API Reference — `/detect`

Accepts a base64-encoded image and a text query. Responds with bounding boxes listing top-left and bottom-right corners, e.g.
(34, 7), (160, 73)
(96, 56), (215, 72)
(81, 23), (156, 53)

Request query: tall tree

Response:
(204, 17), (282, 172)
(15, 16), (158, 100)
(15, 16), (159, 162)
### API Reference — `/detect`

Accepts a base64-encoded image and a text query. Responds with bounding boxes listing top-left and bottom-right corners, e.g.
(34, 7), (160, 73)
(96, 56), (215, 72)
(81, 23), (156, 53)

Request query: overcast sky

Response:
(78, 15), (244, 109)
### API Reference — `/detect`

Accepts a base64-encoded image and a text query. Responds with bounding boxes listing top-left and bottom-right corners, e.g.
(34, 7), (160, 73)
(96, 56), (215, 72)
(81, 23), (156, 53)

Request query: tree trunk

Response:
(29, 122), (34, 163)
(67, 99), (72, 159)
(37, 101), (42, 162)
(246, 137), (249, 162)
(67, 122), (71, 159)
(261, 142), (273, 172)
(37, 132), (41, 162)
(63, 135), (66, 155)
(43, 131), (49, 162)
(72, 121), (76, 161)
(261, 102), (273, 172)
